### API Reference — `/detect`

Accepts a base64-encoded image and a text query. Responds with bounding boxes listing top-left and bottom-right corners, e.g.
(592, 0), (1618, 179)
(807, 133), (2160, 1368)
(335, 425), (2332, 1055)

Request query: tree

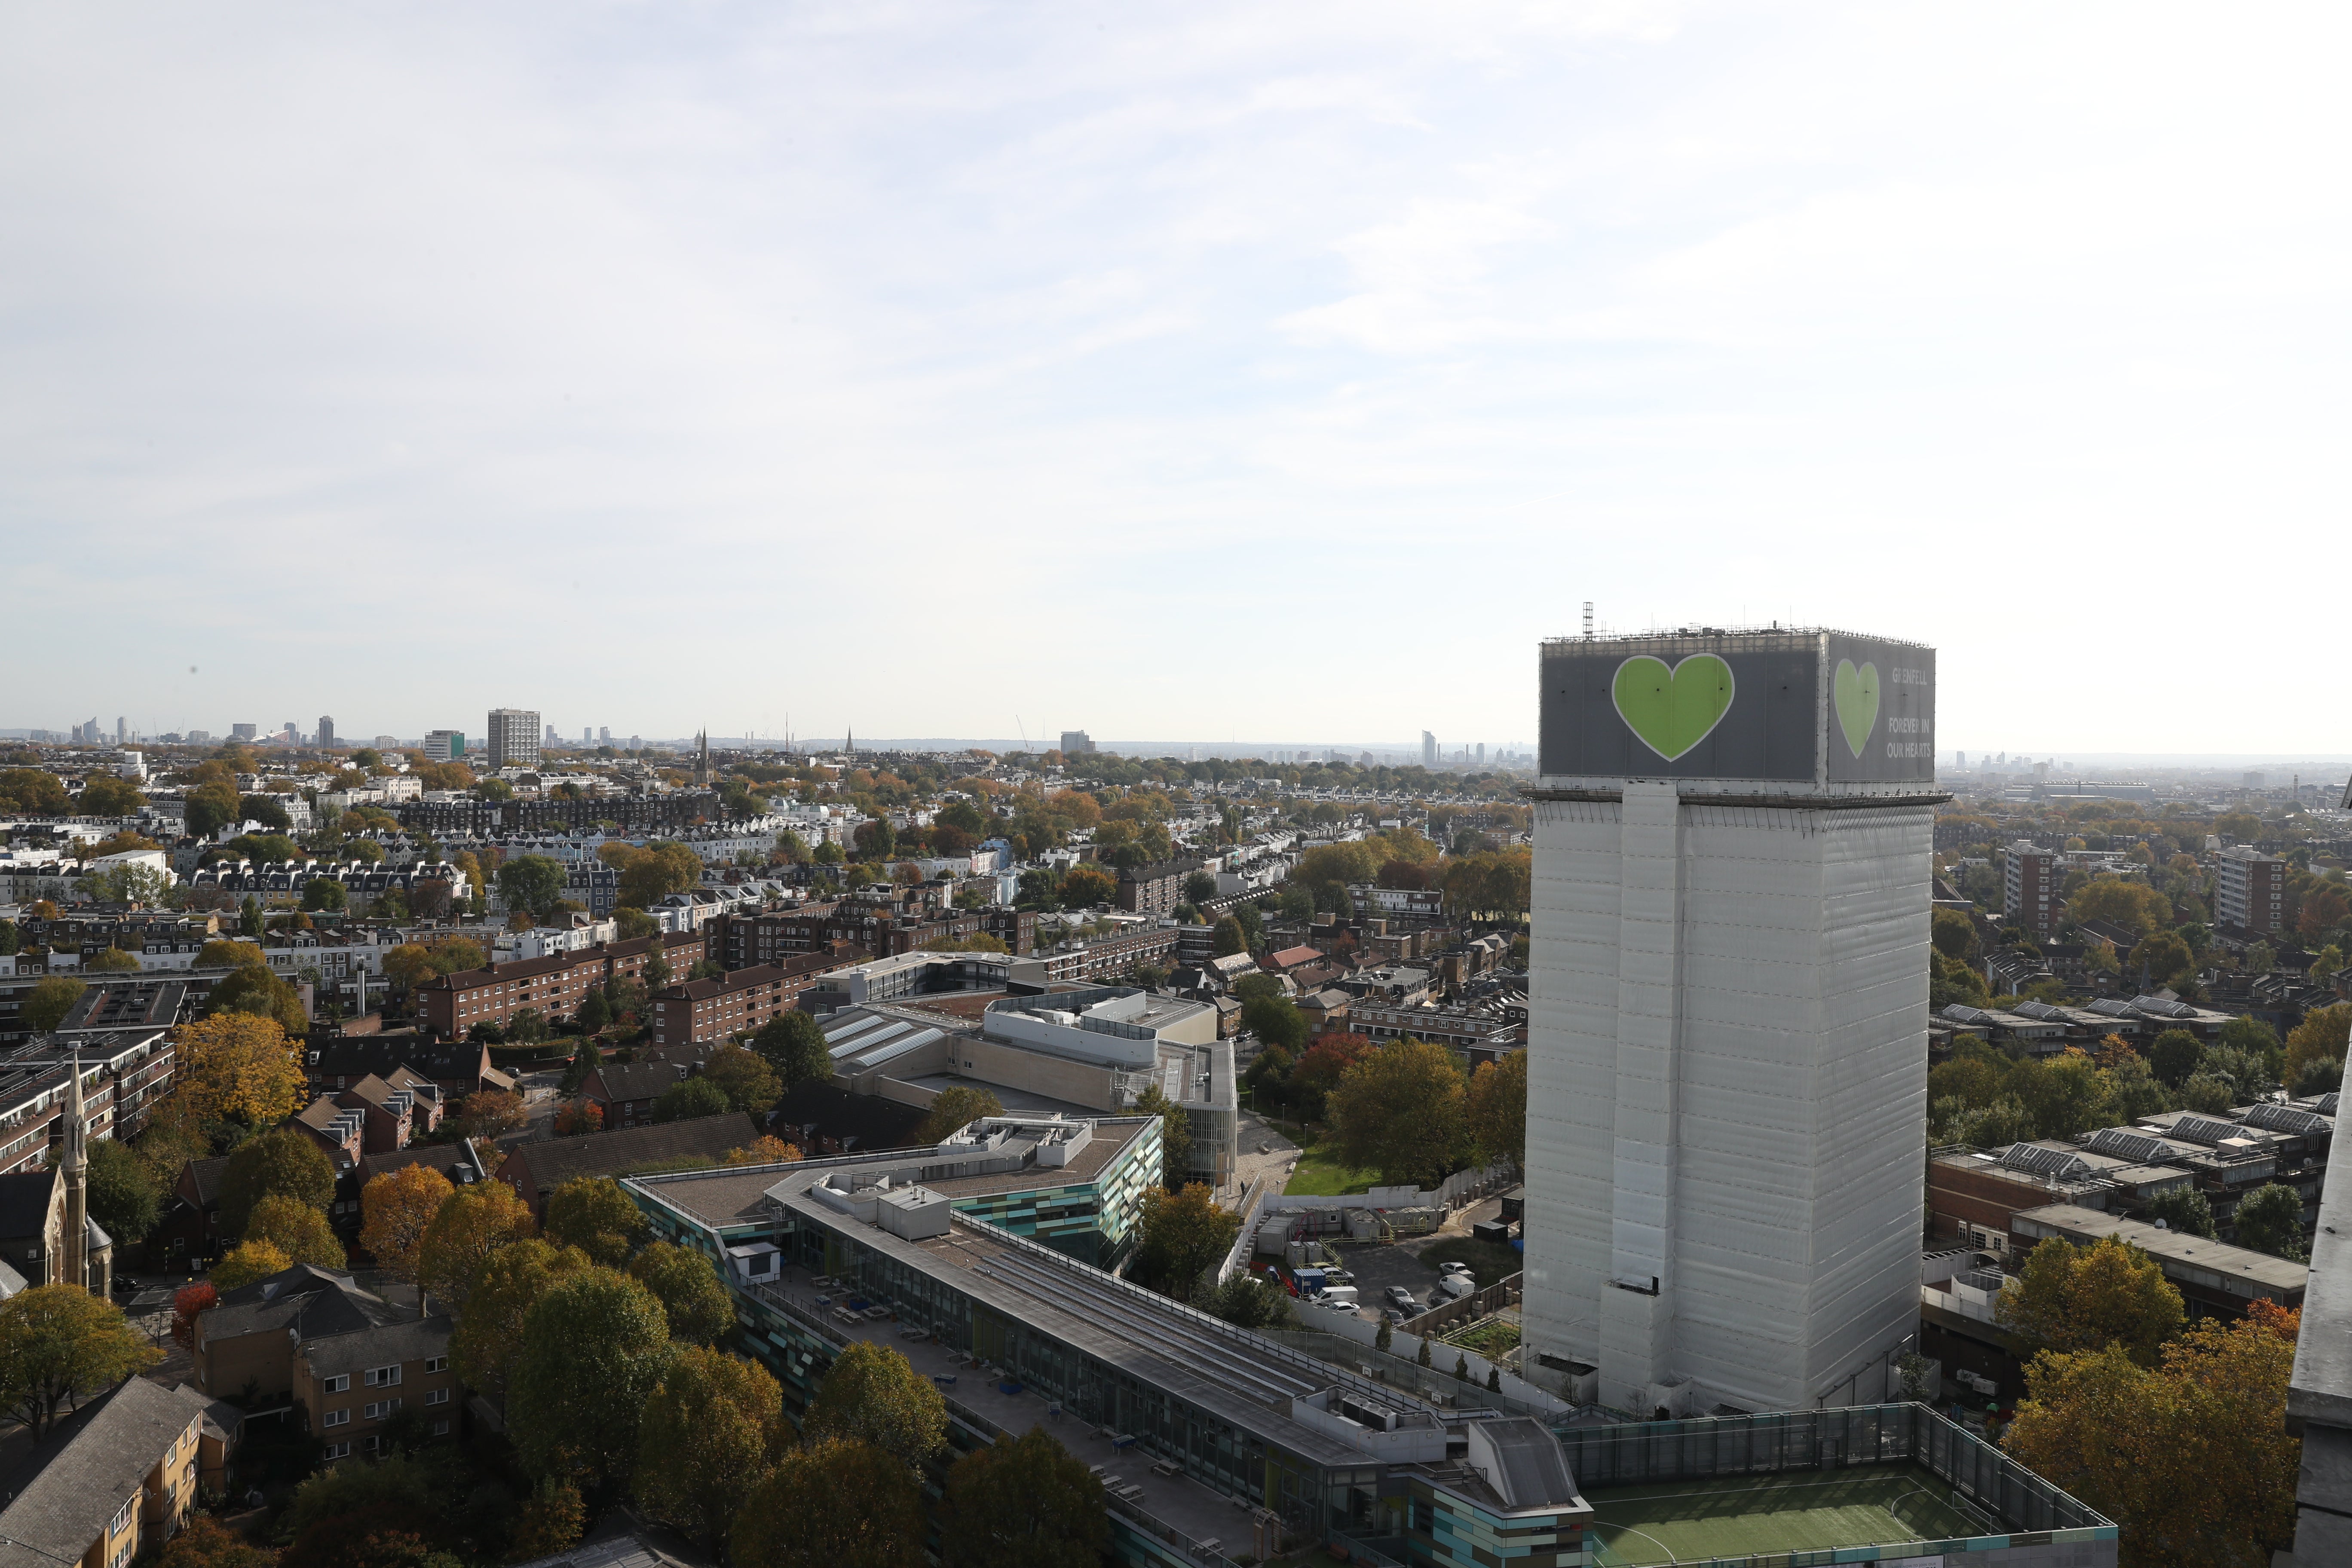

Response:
(2286, 1004), (2352, 1090)
(1195, 1271), (1296, 1332)
(301, 876), (349, 913)
(456, 1087), (528, 1139)
(0, 768), (72, 814)
(1209, 915), (1248, 959)
(0, 1285), (161, 1440)
(725, 1135), (803, 1165)
(361, 1165), (456, 1283)
(85, 1136), (159, 1244)
(1995, 1234), (2184, 1366)
(1130, 1081), (1194, 1188)
(652, 1076), (732, 1123)
(2126, 930), (2193, 988)
(804, 1340), (949, 1469)
(1132, 1183), (1240, 1295)
(554, 1100), (604, 1136)
(416, 1178), (537, 1308)
(450, 1237), (586, 1397)
(753, 1011), (833, 1086)
(627, 1241), (734, 1344)
(697, 1044), (781, 1112)
(2017, 1050), (2110, 1139)
(2003, 1299), (2300, 1565)
(633, 1344), (793, 1548)
(1241, 993), (1308, 1055)
(575, 986), (612, 1032)
(170, 1283), (217, 1349)
(559, 1038), (605, 1094)
(2232, 1183), (2306, 1261)
(1182, 871), (1219, 905)
(205, 958), (310, 1036)
(209, 1239), (293, 1291)
(544, 1176), (648, 1266)
(1059, 863), (1116, 908)
(22, 976), (86, 1034)
(217, 1125), (334, 1237)
(1466, 1051), (1528, 1167)
(942, 1425), (1109, 1568)
(1326, 1039), (1470, 1187)
(496, 854), (568, 924)
(2146, 1186), (2217, 1239)
(853, 819), (897, 861)
(732, 1439), (927, 1568)
(1417, 1337), (1432, 1369)
(919, 1084), (1004, 1142)
(2149, 1028), (2204, 1089)
(508, 1477), (585, 1562)
(84, 946), (143, 973)
(2067, 876), (2174, 937)
(2296, 1055), (2345, 1096)
(153, 1514), (275, 1568)
(246, 1192), (347, 1268)
(186, 781), (240, 837)
(1374, 1316), (1393, 1354)
(508, 1267), (672, 1484)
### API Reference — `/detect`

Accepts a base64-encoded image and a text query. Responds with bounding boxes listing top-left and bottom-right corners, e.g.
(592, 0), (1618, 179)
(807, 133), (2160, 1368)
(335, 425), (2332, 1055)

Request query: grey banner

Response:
(1540, 636), (1817, 781)
(1822, 634), (1936, 784)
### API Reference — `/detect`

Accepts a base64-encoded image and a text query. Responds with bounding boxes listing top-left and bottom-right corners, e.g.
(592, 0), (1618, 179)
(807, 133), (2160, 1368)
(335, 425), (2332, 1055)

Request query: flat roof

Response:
(1580, 1465), (1998, 1565)
(2011, 1204), (2309, 1294)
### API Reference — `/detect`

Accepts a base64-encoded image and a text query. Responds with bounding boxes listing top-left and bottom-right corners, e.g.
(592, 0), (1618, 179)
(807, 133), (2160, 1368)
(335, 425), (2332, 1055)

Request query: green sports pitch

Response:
(1583, 1465), (1994, 1565)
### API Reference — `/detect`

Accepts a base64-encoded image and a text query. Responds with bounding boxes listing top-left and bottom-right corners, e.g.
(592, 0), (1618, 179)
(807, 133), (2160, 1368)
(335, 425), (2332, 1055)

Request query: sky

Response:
(3, 3), (2346, 757)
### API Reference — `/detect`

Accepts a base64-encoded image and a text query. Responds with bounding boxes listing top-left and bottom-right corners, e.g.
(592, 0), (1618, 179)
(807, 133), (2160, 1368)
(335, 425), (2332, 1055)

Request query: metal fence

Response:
(1553, 1403), (2113, 1536)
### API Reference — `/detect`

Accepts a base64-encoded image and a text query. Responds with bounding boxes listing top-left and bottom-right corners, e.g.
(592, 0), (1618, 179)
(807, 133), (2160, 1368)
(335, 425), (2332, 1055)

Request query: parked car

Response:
(1383, 1285), (1418, 1312)
(1323, 1268), (1356, 1285)
(1436, 1261), (1473, 1278)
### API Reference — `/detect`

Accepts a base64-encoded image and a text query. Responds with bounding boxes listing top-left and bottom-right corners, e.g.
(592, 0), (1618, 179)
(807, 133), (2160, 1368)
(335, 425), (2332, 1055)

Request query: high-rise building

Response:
(318, 716), (336, 751)
(1421, 731), (1438, 767)
(544, 723), (561, 748)
(115, 717), (126, 743)
(231, 723), (258, 743)
(1524, 627), (1937, 1415)
(2216, 845), (2287, 935)
(582, 727), (592, 745)
(423, 729), (466, 761)
(374, 735), (399, 750)
(2002, 841), (2061, 936)
(599, 727), (612, 745)
(1060, 729), (1095, 755)
(487, 709), (541, 770)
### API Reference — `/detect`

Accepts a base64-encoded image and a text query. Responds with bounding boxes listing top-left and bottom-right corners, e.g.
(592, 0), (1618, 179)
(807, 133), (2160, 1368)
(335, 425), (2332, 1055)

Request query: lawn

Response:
(1282, 1129), (1381, 1196)
(1583, 1467), (1993, 1565)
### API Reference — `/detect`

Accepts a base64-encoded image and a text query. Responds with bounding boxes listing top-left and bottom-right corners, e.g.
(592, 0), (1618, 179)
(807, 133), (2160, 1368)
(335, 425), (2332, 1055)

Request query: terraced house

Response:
(416, 928), (707, 1037)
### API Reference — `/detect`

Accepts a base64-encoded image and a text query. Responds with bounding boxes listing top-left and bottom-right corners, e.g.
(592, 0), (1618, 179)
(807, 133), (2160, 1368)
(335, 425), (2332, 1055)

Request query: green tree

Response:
(1325, 1039), (1469, 1187)
(652, 1076), (732, 1123)
(301, 876), (349, 913)
(217, 1126), (336, 1238)
(1131, 1183), (1240, 1295)
(2127, 930), (2193, 987)
(752, 1011), (834, 1087)
(496, 855), (568, 924)
(700, 1044), (783, 1111)
(919, 1084), (1004, 1142)
(1208, 916), (1247, 958)
(0, 1285), (162, 1439)
(1995, 1234), (2184, 1366)
(2232, 1184), (2306, 1261)
(2145, 1186), (2216, 1239)
(543, 1176), (648, 1266)
(1241, 993), (1308, 1055)
(1133, 1083), (1192, 1188)
(1182, 870), (1219, 905)
(559, 1038), (605, 1095)
(1194, 1271), (1296, 1332)
(2286, 1004), (2352, 1090)
(803, 1340), (949, 1470)
(187, 781), (241, 837)
(941, 1426), (1109, 1568)
(2218, 1014), (2283, 1078)
(2294, 1055), (2345, 1096)
(85, 1136), (159, 1243)
(2069, 875), (2175, 937)
(731, 1439), (927, 1568)
(1931, 908), (1979, 962)
(21, 976), (86, 1033)
(2018, 1051), (2110, 1139)
(627, 1241), (734, 1344)
(2178, 1073), (2237, 1114)
(633, 1344), (793, 1548)
(450, 1237), (586, 1397)
(509, 1267), (672, 1485)
(1466, 1050), (1528, 1166)
(2148, 1029), (2204, 1089)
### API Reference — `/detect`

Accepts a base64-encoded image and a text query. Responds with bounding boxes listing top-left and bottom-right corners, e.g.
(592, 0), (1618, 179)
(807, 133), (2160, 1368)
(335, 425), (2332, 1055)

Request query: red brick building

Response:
(648, 952), (853, 1048)
(416, 929), (707, 1038)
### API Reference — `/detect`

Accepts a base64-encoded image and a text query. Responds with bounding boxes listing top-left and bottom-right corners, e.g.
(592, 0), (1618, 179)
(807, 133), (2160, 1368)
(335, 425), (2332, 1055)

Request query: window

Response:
(365, 1364), (402, 1387)
(426, 1387), (450, 1406)
(110, 1498), (135, 1537)
(364, 1399), (401, 1420)
(322, 1441), (352, 1461)
(424, 1355), (448, 1374)
(323, 1408), (349, 1427)
(432, 1421), (450, 1436)
(323, 1374), (350, 1393)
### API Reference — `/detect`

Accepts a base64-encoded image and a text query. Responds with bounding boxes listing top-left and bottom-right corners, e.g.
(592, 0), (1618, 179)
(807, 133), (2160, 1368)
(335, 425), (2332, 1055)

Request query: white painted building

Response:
(1522, 627), (1937, 1417)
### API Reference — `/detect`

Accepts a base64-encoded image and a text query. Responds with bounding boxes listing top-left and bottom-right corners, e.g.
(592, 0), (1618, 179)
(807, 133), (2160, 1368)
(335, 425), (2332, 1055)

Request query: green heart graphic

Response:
(1835, 658), (1880, 758)
(1612, 654), (1736, 761)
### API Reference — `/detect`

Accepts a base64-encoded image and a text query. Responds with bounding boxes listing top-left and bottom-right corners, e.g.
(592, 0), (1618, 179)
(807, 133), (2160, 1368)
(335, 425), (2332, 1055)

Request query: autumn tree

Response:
(1995, 1234), (2184, 1366)
(359, 1165), (455, 1283)
(455, 1088), (527, 1139)
(152, 1514), (276, 1568)
(543, 1176), (647, 1266)
(2067, 876), (2174, 937)
(803, 1340), (949, 1470)
(725, 1135), (802, 1166)
(942, 1426), (1109, 1568)
(731, 1439), (927, 1568)
(0, 1285), (162, 1439)
(1131, 1183), (1240, 1296)
(919, 1084), (1004, 1143)
(506, 1478), (585, 1562)
(627, 1241), (734, 1344)
(632, 1345), (793, 1548)
(170, 1283), (217, 1349)
(450, 1237), (586, 1398)
(217, 1126), (335, 1237)
(1466, 1050), (1528, 1166)
(2286, 1004), (2351, 1090)
(416, 1178), (536, 1308)
(209, 1239), (293, 1290)
(699, 1043), (783, 1111)
(246, 1192), (346, 1268)
(508, 1267), (672, 1484)
(2003, 1299), (2300, 1565)
(205, 954), (311, 1036)
(173, 1013), (307, 1127)
(1326, 1039), (1470, 1187)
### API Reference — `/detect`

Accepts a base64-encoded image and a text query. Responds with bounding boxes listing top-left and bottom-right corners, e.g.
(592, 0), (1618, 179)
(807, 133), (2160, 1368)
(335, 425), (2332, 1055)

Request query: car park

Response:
(1383, 1285), (1418, 1311)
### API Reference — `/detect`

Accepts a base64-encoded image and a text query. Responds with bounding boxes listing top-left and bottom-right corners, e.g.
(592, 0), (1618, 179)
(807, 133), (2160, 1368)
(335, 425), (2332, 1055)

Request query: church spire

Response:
(61, 1048), (88, 1293)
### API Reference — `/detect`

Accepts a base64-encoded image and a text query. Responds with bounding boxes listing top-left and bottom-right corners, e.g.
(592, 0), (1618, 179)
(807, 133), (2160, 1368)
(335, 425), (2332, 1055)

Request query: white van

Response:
(1434, 1273), (1475, 1302)
(1317, 1285), (1361, 1309)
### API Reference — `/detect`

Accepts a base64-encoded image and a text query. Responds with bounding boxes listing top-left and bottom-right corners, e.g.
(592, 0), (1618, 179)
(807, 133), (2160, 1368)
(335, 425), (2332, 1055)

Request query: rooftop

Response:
(2011, 1203), (2310, 1296)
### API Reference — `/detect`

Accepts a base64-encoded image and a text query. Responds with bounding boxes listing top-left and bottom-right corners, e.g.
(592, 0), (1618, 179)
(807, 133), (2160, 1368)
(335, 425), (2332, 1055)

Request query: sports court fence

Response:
(1553, 1402), (2113, 1536)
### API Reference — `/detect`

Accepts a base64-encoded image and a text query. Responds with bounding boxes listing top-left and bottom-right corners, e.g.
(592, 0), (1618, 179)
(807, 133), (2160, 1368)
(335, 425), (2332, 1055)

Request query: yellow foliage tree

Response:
(2285, 1003), (2351, 1089)
(172, 1014), (306, 1126)
(244, 1194), (345, 1269)
(360, 1164), (455, 1283)
(210, 1239), (293, 1291)
(416, 1178), (538, 1308)
(1994, 1233), (2183, 1366)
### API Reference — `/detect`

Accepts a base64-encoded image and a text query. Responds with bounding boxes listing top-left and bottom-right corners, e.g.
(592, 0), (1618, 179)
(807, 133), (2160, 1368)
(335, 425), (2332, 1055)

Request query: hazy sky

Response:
(4, 3), (2344, 755)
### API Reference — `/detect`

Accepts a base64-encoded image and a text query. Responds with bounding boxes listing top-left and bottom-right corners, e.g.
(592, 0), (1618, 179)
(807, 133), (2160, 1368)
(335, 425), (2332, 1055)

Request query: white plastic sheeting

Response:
(1522, 790), (1931, 1414)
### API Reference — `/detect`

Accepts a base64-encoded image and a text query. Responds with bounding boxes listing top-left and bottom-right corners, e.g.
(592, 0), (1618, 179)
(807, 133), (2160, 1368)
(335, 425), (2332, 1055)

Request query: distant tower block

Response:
(1522, 627), (1938, 1416)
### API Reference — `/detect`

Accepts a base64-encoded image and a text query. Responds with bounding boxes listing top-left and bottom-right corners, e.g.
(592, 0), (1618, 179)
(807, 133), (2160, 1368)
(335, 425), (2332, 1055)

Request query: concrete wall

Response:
(955, 1036), (1120, 1110)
